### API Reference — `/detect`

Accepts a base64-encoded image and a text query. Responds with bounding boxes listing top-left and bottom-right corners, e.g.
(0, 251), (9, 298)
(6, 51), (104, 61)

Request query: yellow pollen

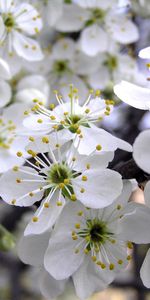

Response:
(56, 201), (63, 206)
(50, 115), (56, 120)
(32, 216), (38, 222)
(16, 151), (23, 157)
(29, 136), (35, 142)
(101, 263), (106, 269)
(59, 183), (65, 189)
(110, 239), (116, 244)
(96, 144), (102, 151)
(49, 103), (55, 110)
(64, 112), (69, 116)
(82, 176), (87, 181)
(117, 204), (122, 210)
(118, 260), (123, 265)
(97, 261), (102, 266)
(76, 129), (81, 135)
(86, 163), (90, 169)
(44, 202), (50, 208)
(91, 256), (97, 262)
(13, 166), (19, 171)
(11, 199), (16, 205)
(16, 178), (21, 183)
(109, 263), (115, 270)
(27, 150), (37, 157)
(37, 119), (43, 123)
(24, 110), (29, 115)
(127, 255), (132, 261)
(64, 179), (70, 185)
(29, 192), (34, 197)
(127, 242), (133, 249)
(32, 99), (38, 103)
(71, 194), (77, 201)
(80, 188), (85, 193)
(75, 223), (80, 229)
(95, 90), (101, 96)
(146, 63), (150, 68)
(77, 211), (83, 216)
(72, 157), (76, 162)
(53, 125), (58, 130)
(85, 108), (90, 114)
(42, 136), (49, 144)
(55, 144), (60, 148)
(32, 45), (37, 50)
(105, 111), (110, 116)
(84, 249), (89, 254)
(72, 235), (78, 240)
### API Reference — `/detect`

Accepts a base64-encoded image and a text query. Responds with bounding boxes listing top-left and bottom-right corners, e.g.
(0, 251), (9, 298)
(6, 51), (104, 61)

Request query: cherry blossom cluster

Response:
(0, 0), (150, 300)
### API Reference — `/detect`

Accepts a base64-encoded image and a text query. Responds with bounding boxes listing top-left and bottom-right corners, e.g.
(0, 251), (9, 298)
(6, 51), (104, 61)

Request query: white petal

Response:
(144, 181), (150, 208)
(15, 3), (43, 35)
(44, 234), (84, 280)
(119, 204), (150, 243)
(73, 169), (123, 208)
(40, 269), (67, 300)
(47, 0), (63, 26)
(15, 88), (47, 106)
(106, 14), (139, 44)
(88, 67), (110, 89)
(24, 192), (66, 235)
(139, 47), (150, 59)
(55, 4), (89, 32)
(0, 149), (24, 173)
(17, 75), (50, 100)
(52, 38), (75, 60)
(80, 25), (108, 56)
(133, 130), (150, 173)
(114, 81), (150, 110)
(0, 58), (11, 79)
(140, 248), (150, 288)
(12, 31), (44, 61)
(18, 231), (50, 267)
(0, 80), (11, 108)
(0, 16), (5, 39)
(0, 167), (44, 206)
(73, 257), (111, 299)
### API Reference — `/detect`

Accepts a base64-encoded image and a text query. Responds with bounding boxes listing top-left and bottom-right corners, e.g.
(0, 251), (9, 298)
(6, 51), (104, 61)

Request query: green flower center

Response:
(104, 55), (118, 72)
(92, 8), (106, 21)
(48, 163), (70, 184)
(4, 14), (15, 29)
(53, 60), (69, 74)
(78, 218), (113, 249)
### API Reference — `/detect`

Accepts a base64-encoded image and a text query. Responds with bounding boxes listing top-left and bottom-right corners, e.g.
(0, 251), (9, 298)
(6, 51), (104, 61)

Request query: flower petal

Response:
(133, 130), (150, 174)
(140, 248), (150, 288)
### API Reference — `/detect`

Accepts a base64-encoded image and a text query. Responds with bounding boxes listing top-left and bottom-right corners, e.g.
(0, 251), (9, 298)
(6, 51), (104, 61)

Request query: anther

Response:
(82, 176), (87, 181)
(32, 216), (39, 222)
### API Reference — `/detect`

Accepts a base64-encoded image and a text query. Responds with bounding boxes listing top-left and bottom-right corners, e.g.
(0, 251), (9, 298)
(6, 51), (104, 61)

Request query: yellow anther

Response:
(117, 204), (122, 210)
(77, 211), (83, 216)
(109, 263), (115, 270)
(64, 112), (69, 116)
(85, 108), (90, 114)
(127, 255), (132, 261)
(96, 144), (102, 151)
(71, 194), (77, 201)
(72, 231), (76, 236)
(24, 110), (29, 115)
(127, 242), (133, 249)
(89, 89), (94, 94)
(56, 201), (63, 206)
(32, 216), (38, 222)
(34, 27), (39, 33)
(59, 183), (65, 189)
(52, 125), (58, 130)
(72, 235), (78, 240)
(50, 115), (56, 120)
(118, 259), (123, 265)
(31, 105), (39, 111)
(37, 119), (43, 123)
(86, 163), (90, 169)
(16, 178), (21, 183)
(92, 256), (97, 262)
(146, 63), (150, 68)
(84, 249), (89, 254)
(80, 188), (85, 193)
(106, 106), (111, 112)
(74, 248), (79, 254)
(55, 144), (60, 148)
(110, 239), (116, 244)
(16, 151), (23, 157)
(105, 111), (110, 116)
(73, 88), (78, 93)
(101, 263), (106, 269)
(11, 199), (16, 205)
(79, 134), (83, 139)
(95, 89), (101, 96)
(97, 261), (102, 266)
(42, 136), (49, 144)
(32, 99), (38, 103)
(72, 157), (76, 162)
(27, 150), (37, 157)
(32, 45), (37, 50)
(44, 202), (50, 208)
(76, 129), (81, 134)
(49, 103), (55, 110)
(98, 116), (103, 121)
(75, 223), (80, 229)
(82, 176), (87, 181)
(13, 166), (19, 171)
(29, 192), (34, 197)
(29, 136), (35, 142)
(64, 179), (70, 185)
